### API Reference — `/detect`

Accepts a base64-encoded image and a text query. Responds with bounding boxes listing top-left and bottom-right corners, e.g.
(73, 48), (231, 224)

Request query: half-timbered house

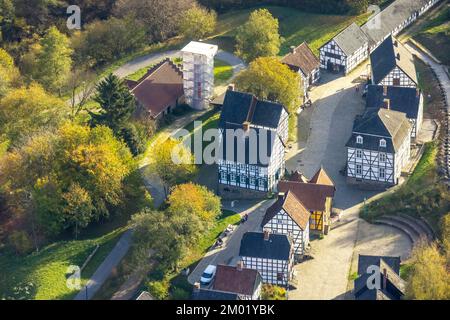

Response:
(367, 85), (423, 138)
(346, 108), (411, 188)
(211, 264), (263, 300)
(370, 36), (418, 88)
(217, 89), (289, 199)
(281, 42), (320, 101)
(362, 0), (441, 50)
(239, 231), (294, 287)
(278, 167), (336, 235)
(354, 255), (405, 300)
(261, 191), (310, 256)
(319, 23), (369, 75)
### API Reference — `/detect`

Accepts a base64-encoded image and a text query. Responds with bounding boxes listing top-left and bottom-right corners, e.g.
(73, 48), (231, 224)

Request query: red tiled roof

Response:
(278, 181), (335, 212)
(281, 42), (320, 76)
(130, 59), (184, 118)
(212, 265), (262, 296)
(262, 191), (310, 230)
(289, 170), (309, 183)
(309, 167), (335, 187)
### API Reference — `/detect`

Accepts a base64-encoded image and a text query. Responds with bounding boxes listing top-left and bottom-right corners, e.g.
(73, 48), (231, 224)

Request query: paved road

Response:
(286, 63), (379, 210)
(187, 200), (275, 285)
(284, 64), (412, 300)
(74, 230), (133, 300)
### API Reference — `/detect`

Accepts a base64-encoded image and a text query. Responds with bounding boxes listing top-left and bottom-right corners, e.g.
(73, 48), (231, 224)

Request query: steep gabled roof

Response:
(370, 36), (417, 85)
(366, 85), (421, 119)
(331, 22), (369, 56)
(309, 167), (335, 186)
(219, 90), (287, 130)
(281, 42), (320, 75)
(212, 265), (262, 296)
(346, 108), (411, 152)
(129, 58), (184, 118)
(239, 232), (292, 260)
(261, 191), (311, 230)
(289, 170), (309, 183)
(277, 181), (335, 212)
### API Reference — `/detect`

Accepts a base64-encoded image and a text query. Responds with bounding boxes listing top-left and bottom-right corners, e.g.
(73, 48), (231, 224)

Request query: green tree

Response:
(0, 83), (66, 147)
(0, 48), (20, 96)
(235, 9), (281, 62)
(179, 5), (217, 40)
(261, 284), (287, 300)
(30, 26), (73, 94)
(405, 242), (450, 300)
(149, 138), (198, 195)
(62, 183), (95, 238)
(235, 56), (301, 113)
(91, 73), (136, 133)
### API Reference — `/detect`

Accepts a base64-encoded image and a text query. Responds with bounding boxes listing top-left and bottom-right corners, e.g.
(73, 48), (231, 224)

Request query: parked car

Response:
(200, 265), (217, 286)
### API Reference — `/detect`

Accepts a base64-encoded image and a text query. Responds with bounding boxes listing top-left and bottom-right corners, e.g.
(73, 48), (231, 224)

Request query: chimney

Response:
(383, 98), (390, 109)
(396, 53), (401, 60)
(383, 85), (388, 97)
(290, 45), (296, 54)
(228, 84), (235, 91)
(236, 260), (244, 271)
(242, 121), (250, 132)
(382, 268), (387, 290)
(278, 192), (285, 201)
(263, 230), (271, 241)
(194, 282), (201, 292)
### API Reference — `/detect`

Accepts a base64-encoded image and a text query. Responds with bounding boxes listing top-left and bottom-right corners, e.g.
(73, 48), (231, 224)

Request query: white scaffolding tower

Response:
(182, 41), (218, 110)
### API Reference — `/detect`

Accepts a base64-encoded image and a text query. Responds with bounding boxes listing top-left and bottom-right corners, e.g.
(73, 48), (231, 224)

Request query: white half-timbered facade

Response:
(366, 85), (424, 138)
(346, 108), (411, 187)
(217, 90), (289, 199)
(239, 232), (294, 287)
(370, 36), (418, 88)
(261, 191), (310, 256)
(319, 23), (369, 75)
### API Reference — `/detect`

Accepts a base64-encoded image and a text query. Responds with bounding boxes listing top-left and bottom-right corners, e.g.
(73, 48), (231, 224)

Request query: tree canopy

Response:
(179, 5), (217, 40)
(0, 122), (133, 236)
(0, 48), (19, 96)
(235, 56), (301, 113)
(235, 9), (281, 62)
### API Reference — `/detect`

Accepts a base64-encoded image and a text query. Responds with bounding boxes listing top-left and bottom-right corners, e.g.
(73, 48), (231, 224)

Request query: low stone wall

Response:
(218, 184), (268, 200)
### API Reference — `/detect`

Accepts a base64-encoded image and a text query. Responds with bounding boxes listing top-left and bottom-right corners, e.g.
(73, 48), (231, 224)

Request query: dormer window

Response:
(380, 139), (386, 148)
(356, 136), (363, 144)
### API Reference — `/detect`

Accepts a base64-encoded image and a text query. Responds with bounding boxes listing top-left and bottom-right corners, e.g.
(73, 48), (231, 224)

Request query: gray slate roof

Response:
(366, 85), (421, 119)
(346, 108), (411, 152)
(332, 22), (369, 56)
(370, 36), (418, 84)
(192, 288), (240, 300)
(362, 0), (433, 45)
(239, 232), (292, 260)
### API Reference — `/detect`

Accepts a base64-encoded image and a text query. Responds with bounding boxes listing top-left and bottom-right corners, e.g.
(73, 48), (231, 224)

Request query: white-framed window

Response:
(380, 139), (386, 147)
(249, 176), (256, 186)
(356, 164), (362, 175)
(379, 167), (386, 179)
(379, 153), (386, 162)
(356, 136), (363, 144)
(229, 173), (236, 183)
(220, 171), (227, 180)
(356, 149), (362, 158)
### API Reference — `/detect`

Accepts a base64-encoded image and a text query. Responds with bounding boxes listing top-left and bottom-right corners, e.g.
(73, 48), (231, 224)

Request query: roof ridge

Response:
(132, 58), (172, 90)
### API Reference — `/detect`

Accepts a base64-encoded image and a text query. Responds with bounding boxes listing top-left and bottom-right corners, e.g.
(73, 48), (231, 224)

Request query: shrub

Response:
(8, 231), (33, 255)
(171, 287), (191, 300)
(261, 284), (287, 300)
(147, 279), (169, 300)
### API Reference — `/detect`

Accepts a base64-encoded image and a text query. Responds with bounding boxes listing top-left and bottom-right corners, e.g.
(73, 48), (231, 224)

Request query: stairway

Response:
(374, 214), (435, 247)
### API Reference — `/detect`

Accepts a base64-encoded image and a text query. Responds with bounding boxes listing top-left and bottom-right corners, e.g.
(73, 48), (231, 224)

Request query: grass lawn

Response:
(401, 1), (450, 65)
(0, 228), (125, 300)
(207, 5), (370, 56)
(214, 59), (233, 85)
(360, 142), (449, 233)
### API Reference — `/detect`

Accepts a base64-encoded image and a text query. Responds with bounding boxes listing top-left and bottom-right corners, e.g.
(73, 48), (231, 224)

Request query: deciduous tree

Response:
(235, 9), (281, 62)
(0, 47), (19, 96)
(179, 5), (217, 40)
